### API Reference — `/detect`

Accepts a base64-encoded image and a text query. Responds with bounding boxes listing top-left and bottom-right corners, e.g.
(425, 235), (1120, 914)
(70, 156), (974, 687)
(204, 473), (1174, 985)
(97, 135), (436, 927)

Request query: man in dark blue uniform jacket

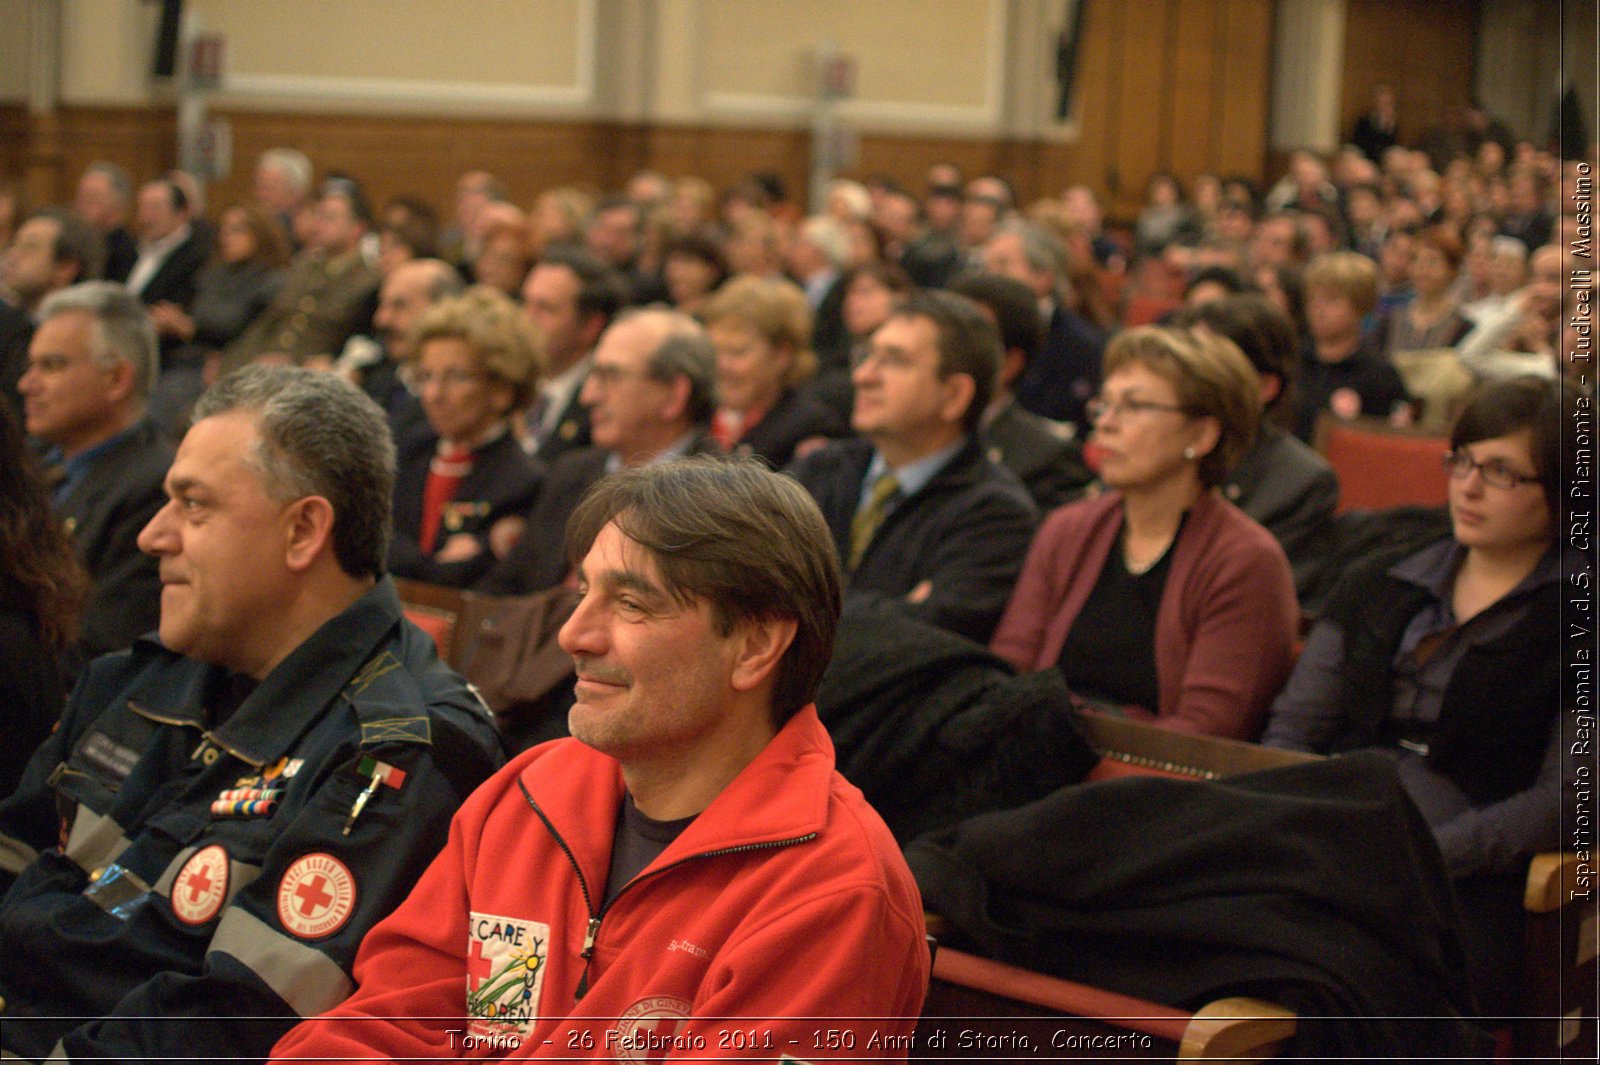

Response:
(0, 365), (503, 1063)
(790, 290), (1037, 643)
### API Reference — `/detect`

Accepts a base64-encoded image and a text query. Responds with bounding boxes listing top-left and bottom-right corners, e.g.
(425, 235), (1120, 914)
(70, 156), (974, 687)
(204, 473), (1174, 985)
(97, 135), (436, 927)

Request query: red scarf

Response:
(419, 443), (474, 554)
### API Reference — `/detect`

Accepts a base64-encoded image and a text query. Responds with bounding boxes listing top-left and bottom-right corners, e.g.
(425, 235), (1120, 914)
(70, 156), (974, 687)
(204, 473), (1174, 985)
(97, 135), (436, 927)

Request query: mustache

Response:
(571, 656), (630, 685)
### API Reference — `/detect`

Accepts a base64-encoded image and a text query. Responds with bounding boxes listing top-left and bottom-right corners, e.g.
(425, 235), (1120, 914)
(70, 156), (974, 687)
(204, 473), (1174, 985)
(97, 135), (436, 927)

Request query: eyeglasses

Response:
(410, 368), (485, 389)
(1443, 450), (1541, 490)
(1085, 396), (1190, 422)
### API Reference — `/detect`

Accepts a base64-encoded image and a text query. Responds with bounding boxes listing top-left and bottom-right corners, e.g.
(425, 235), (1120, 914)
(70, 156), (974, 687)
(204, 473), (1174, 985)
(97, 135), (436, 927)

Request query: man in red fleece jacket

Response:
(271, 455), (930, 1063)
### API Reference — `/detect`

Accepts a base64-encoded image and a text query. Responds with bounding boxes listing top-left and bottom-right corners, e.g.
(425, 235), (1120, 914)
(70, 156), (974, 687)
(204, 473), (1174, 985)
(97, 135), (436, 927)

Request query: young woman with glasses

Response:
(1263, 375), (1576, 1015)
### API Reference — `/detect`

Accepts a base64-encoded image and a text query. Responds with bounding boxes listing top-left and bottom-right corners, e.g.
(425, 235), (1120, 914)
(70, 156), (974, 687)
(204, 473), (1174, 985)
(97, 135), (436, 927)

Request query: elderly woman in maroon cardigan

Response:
(990, 326), (1298, 739)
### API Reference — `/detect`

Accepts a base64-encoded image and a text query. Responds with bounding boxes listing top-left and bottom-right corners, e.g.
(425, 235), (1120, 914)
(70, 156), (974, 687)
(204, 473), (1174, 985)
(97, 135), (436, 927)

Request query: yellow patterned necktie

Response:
(848, 473), (900, 571)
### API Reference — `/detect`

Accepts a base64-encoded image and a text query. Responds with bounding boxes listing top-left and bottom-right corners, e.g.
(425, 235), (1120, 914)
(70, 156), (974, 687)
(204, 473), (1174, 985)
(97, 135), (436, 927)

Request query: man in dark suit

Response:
(73, 162), (138, 283)
(789, 290), (1038, 643)
(479, 308), (718, 596)
(338, 256), (464, 448)
(517, 247), (627, 464)
(17, 282), (172, 668)
(127, 177), (210, 314)
(784, 215), (851, 370)
(983, 220), (1106, 437)
(949, 272), (1092, 511)
(1, 208), (106, 420)
(129, 177), (214, 434)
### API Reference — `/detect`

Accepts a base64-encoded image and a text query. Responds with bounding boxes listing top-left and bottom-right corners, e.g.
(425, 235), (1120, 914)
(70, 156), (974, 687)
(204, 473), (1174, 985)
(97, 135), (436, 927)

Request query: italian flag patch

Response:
(356, 756), (408, 789)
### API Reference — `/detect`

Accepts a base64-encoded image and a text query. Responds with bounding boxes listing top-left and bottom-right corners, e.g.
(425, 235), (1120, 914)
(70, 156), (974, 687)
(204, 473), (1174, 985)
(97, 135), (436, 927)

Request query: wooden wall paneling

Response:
(1109, 0), (1175, 216)
(40, 107), (176, 207)
(1169, 0), (1222, 182)
(1, 105), (28, 183)
(204, 111), (633, 223)
(1340, 0), (1478, 153)
(1214, 0), (1272, 180)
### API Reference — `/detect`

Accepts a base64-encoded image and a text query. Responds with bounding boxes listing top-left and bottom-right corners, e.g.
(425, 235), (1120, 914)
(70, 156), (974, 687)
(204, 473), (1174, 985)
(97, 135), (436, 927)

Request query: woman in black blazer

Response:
(389, 287), (543, 587)
(701, 275), (844, 468)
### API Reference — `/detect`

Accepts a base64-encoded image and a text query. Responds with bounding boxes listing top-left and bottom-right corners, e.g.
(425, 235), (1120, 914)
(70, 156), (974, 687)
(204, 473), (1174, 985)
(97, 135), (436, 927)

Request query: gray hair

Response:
(799, 215), (850, 270)
(997, 220), (1068, 284)
(627, 308), (718, 426)
(410, 257), (467, 302)
(193, 365), (395, 578)
(37, 281), (158, 400)
(84, 161), (132, 205)
(258, 148), (314, 197)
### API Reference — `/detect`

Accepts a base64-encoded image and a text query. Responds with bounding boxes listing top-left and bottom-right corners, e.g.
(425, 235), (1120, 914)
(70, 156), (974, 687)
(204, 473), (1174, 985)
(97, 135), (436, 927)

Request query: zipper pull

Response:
(574, 916), (601, 1001)
(580, 916), (600, 958)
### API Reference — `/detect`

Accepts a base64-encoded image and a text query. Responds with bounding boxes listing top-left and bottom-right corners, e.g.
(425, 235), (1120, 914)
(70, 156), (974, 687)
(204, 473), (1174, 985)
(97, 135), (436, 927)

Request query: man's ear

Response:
(729, 616), (798, 694)
(579, 311), (607, 351)
(103, 358), (139, 405)
(283, 496), (337, 572)
(659, 374), (692, 424)
(938, 372), (977, 426)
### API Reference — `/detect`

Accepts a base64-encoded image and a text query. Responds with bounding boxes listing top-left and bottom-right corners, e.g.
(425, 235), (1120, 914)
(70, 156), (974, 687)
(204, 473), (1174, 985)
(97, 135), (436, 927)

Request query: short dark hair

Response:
(664, 234), (730, 287)
(1185, 265), (1250, 300)
(193, 365), (395, 578)
(947, 271), (1042, 366)
(888, 289), (1001, 433)
(565, 455), (841, 725)
(148, 177), (188, 213)
(31, 207), (106, 281)
(320, 176), (373, 226)
(1174, 293), (1298, 419)
(380, 196), (440, 260)
(539, 245), (628, 328)
(1451, 376), (1572, 527)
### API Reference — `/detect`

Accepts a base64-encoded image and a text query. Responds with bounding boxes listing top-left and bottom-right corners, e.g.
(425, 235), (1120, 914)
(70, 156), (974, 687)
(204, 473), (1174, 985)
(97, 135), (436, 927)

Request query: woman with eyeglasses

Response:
(388, 287), (544, 587)
(701, 275), (844, 468)
(1263, 375), (1574, 1014)
(990, 326), (1298, 739)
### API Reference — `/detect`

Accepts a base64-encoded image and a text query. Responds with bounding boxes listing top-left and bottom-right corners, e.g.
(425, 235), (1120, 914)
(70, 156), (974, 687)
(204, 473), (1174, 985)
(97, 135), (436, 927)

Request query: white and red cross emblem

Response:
(276, 852), (358, 939)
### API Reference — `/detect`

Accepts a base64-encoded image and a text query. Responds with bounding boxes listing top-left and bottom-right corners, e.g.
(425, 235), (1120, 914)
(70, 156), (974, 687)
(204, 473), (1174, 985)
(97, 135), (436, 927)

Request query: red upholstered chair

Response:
(392, 577), (473, 666)
(1314, 414), (1450, 514)
(1121, 294), (1183, 327)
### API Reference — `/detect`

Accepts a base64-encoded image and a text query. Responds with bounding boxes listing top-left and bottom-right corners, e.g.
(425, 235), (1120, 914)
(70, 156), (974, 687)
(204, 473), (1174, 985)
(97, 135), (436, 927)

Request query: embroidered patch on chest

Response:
(613, 995), (693, 1063)
(171, 844), (230, 925)
(466, 911), (549, 1040)
(276, 852), (358, 939)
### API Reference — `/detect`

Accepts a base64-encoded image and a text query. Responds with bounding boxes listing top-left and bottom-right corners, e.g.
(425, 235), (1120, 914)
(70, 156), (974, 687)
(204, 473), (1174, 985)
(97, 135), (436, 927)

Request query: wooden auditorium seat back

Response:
(1314, 414), (1450, 514)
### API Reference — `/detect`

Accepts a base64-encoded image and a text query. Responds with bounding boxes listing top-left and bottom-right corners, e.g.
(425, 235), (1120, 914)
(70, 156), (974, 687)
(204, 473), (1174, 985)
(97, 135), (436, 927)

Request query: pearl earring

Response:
(1183, 446), (1196, 460)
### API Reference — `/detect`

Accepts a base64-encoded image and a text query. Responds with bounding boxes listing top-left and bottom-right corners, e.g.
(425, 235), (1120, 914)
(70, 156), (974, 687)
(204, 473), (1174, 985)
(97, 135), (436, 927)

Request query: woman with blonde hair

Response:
(701, 275), (844, 466)
(529, 186), (594, 254)
(389, 286), (544, 586)
(991, 326), (1297, 739)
